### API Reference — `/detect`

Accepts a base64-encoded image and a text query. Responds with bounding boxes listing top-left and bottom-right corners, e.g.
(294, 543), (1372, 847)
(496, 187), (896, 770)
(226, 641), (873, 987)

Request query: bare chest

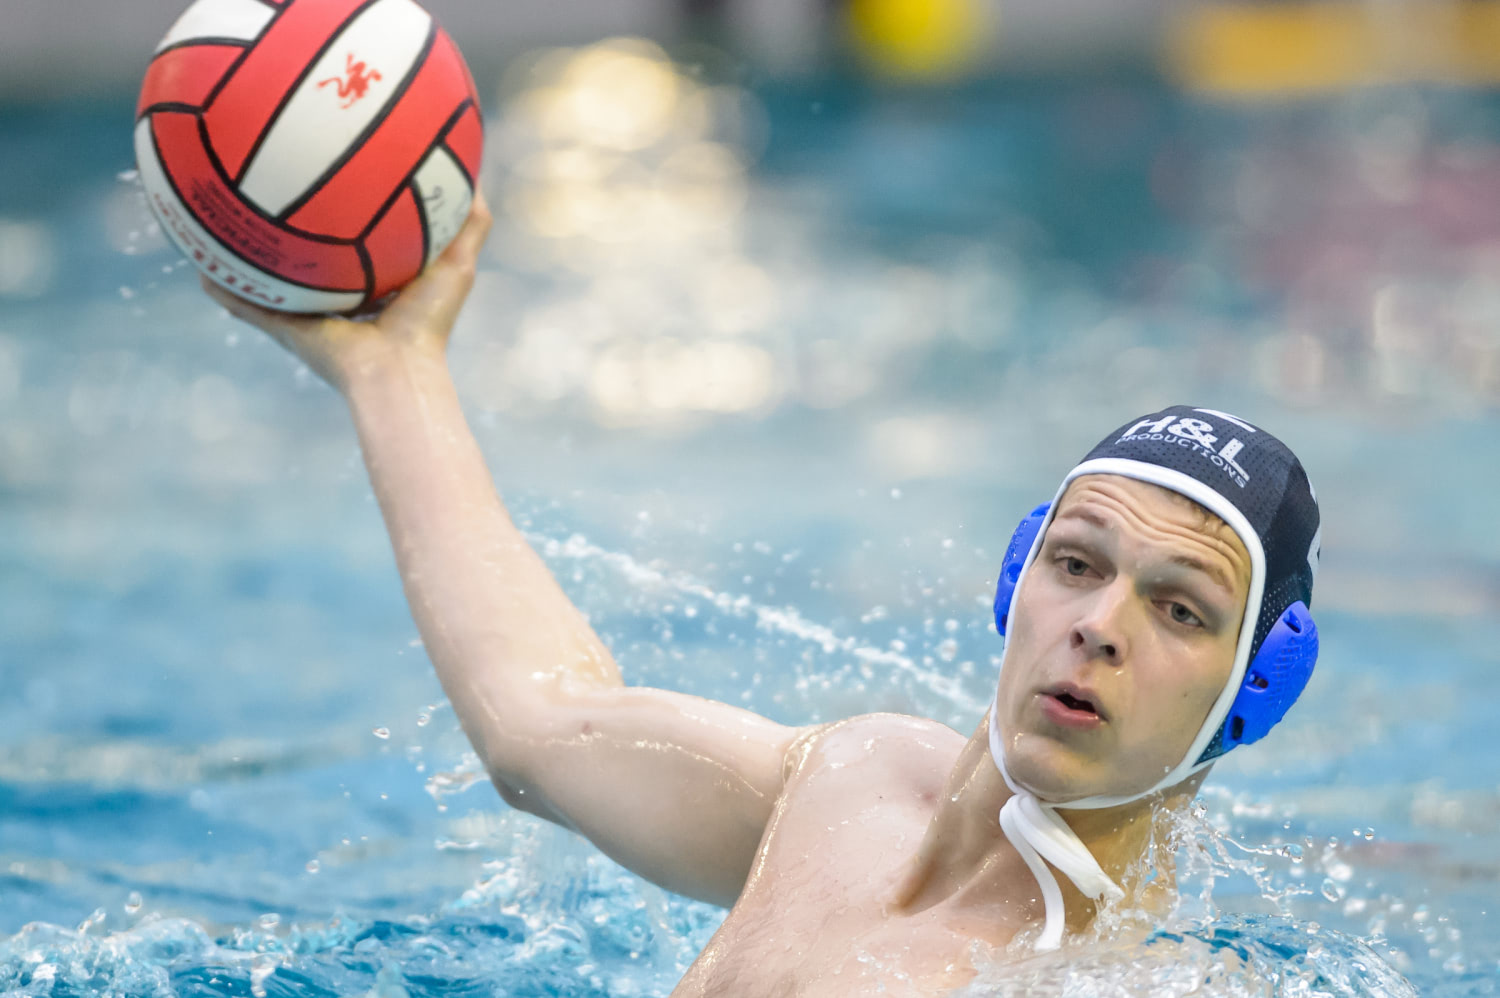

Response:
(672, 722), (1019, 997)
(677, 876), (1006, 998)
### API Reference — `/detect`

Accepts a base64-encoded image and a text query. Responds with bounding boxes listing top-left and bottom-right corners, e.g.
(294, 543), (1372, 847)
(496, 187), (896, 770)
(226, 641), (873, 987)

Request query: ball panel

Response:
(134, 117), (364, 313)
(412, 144), (472, 266)
(150, 110), (367, 293)
(137, 42), (245, 120)
(238, 0), (435, 219)
(156, 0), (275, 53)
(202, 0), (374, 181)
(365, 184), (426, 298)
(443, 101), (483, 184)
(284, 31), (478, 240)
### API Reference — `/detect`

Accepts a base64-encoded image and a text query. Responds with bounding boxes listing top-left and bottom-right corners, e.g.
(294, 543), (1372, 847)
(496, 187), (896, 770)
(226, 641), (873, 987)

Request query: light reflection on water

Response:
(2, 42), (1499, 997)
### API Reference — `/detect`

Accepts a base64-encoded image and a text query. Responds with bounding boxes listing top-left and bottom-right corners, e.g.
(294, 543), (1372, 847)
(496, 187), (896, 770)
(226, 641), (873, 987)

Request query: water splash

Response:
(947, 796), (1424, 996)
(424, 753), (486, 807)
(0, 870), (716, 998)
(959, 913), (1418, 997)
(533, 530), (987, 714)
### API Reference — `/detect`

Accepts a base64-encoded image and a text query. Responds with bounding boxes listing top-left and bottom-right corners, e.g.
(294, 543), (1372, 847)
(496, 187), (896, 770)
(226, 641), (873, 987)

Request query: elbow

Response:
(488, 769), (573, 829)
(490, 773), (532, 812)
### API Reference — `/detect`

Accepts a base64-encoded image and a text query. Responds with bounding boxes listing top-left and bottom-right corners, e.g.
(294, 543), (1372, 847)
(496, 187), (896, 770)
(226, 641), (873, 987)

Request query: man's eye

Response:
(1167, 602), (1203, 627)
(1063, 557), (1090, 577)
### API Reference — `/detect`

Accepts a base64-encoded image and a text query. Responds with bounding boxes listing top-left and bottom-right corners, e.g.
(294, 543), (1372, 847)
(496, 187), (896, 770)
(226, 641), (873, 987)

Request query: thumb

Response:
(379, 195), (493, 340)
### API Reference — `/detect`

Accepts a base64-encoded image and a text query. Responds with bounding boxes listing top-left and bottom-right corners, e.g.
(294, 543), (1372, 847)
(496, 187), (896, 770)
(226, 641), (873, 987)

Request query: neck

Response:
(889, 717), (1192, 933)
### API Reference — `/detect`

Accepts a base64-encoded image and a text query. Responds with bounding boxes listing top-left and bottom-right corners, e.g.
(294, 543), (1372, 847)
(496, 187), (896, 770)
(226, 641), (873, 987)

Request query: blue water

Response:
(2, 63), (1498, 995)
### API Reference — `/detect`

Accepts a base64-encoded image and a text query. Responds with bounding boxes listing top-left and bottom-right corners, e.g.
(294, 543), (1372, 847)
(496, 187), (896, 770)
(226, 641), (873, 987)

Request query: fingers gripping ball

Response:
(135, 0), (484, 313)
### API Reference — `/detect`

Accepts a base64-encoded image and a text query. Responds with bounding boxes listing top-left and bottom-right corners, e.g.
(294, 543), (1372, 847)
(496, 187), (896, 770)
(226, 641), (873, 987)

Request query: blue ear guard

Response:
(993, 503), (1051, 638)
(1219, 600), (1316, 750)
(992, 503), (1318, 754)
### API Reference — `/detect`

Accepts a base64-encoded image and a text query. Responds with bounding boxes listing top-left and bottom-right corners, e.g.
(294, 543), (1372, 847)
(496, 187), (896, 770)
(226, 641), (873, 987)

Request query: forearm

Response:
(216, 207), (796, 889)
(343, 348), (622, 768)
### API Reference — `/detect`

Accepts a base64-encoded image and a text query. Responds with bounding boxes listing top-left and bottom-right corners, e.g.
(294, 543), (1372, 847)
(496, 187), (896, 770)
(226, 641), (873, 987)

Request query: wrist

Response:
(342, 340), (452, 404)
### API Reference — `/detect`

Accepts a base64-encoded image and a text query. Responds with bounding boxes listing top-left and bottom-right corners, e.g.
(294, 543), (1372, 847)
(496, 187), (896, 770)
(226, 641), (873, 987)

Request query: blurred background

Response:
(2, 1), (1499, 997)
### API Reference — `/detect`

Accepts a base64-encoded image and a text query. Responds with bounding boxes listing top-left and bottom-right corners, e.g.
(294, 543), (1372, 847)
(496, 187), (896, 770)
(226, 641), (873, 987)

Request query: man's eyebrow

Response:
(1053, 507), (1239, 595)
(1166, 554), (1234, 596)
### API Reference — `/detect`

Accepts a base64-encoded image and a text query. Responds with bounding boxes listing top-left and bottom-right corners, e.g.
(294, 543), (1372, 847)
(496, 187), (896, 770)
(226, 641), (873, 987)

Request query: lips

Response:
(1041, 683), (1108, 723)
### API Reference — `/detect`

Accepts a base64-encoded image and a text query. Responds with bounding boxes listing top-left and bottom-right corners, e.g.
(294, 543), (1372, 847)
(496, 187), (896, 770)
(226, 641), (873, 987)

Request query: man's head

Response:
(989, 405), (1321, 810)
(994, 474), (1251, 801)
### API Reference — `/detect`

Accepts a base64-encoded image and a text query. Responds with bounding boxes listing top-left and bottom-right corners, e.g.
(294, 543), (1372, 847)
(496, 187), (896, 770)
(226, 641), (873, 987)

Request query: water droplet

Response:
(373, 727), (390, 739)
(305, 859), (321, 874)
(117, 169), (139, 183)
(118, 286), (136, 300)
(76, 907), (106, 933)
(123, 892), (143, 914)
(257, 912), (281, 929)
(250, 955), (276, 998)
(1321, 878), (1345, 902)
(416, 712), (430, 727)
(890, 488), (902, 500)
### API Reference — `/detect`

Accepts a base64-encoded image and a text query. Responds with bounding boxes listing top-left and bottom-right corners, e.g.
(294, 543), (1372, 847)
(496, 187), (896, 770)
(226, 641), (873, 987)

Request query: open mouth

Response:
(1042, 685), (1106, 723)
(1053, 691), (1097, 715)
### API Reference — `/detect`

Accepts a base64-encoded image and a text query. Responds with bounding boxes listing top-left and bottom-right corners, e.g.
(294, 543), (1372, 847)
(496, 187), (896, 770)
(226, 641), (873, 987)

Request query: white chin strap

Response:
(989, 707), (1124, 951)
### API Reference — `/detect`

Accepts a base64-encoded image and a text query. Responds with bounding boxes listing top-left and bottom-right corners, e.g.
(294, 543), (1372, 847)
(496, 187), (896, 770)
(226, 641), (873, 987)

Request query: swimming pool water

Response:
(1, 71), (1498, 995)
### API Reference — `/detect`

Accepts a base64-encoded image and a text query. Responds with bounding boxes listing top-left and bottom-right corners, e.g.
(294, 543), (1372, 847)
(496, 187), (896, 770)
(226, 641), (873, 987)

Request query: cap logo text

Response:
(1118, 412), (1253, 488)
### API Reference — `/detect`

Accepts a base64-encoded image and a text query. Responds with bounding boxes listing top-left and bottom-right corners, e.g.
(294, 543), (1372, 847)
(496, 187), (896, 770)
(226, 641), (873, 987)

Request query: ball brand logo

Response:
(318, 53), (383, 109)
(1118, 408), (1256, 488)
(150, 189), (288, 307)
(192, 247), (287, 307)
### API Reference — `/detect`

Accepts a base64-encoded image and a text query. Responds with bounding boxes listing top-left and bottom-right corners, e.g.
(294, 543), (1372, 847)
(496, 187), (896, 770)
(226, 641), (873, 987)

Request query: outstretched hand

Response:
(203, 194), (494, 393)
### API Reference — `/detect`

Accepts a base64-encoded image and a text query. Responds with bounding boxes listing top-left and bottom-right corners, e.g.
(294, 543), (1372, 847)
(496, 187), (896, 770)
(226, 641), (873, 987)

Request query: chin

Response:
(1001, 736), (1105, 802)
(1003, 733), (1177, 803)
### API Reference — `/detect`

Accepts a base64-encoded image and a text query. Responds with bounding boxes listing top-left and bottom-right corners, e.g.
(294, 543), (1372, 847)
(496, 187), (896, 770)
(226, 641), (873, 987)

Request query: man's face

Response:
(994, 474), (1251, 801)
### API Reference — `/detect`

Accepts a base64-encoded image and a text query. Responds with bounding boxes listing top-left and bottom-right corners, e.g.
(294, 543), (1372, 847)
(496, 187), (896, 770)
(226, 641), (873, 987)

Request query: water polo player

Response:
(205, 199), (1322, 994)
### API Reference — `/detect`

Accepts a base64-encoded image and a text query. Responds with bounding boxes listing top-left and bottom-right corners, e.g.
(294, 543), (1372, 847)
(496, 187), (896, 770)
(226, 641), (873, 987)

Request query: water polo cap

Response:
(988, 405), (1321, 949)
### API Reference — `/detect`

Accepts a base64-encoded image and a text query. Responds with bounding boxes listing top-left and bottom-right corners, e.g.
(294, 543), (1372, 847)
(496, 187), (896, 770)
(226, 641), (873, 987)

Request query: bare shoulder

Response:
(784, 713), (967, 786)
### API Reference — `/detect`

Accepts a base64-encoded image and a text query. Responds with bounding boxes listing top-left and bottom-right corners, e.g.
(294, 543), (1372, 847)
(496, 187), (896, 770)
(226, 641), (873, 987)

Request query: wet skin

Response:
(210, 203), (1254, 996)
(675, 476), (1251, 995)
(995, 476), (1251, 803)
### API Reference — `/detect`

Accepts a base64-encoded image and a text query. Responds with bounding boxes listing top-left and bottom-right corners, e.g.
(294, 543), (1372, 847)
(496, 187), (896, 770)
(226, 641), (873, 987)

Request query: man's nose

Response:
(1070, 583), (1131, 664)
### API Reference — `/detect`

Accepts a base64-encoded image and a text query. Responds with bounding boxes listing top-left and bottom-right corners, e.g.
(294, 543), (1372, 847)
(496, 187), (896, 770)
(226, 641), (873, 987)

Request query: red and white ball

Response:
(135, 0), (483, 313)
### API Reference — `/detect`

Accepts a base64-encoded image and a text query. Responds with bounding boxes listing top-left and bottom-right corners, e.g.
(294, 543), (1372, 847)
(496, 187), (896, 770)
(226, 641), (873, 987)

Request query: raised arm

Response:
(206, 200), (804, 906)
